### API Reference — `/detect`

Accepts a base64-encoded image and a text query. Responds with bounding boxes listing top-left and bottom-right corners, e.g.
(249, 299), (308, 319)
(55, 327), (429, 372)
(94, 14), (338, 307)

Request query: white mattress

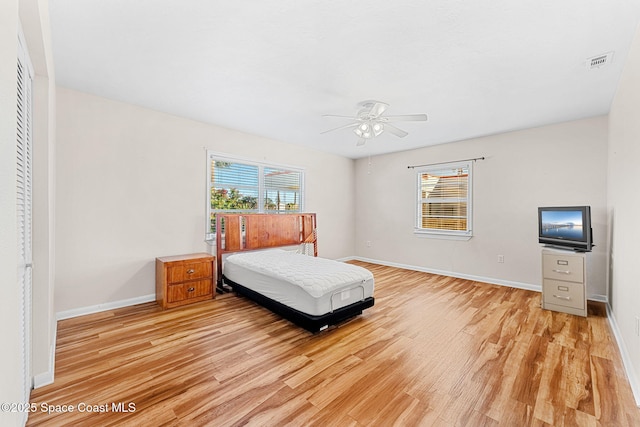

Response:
(223, 249), (374, 316)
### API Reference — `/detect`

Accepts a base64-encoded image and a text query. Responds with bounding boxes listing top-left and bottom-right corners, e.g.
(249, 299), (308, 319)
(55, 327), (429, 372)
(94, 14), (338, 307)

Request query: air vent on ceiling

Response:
(587, 52), (614, 70)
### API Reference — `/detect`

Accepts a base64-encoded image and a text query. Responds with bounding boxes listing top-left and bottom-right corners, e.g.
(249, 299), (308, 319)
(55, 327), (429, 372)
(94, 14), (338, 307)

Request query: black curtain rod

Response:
(407, 156), (485, 169)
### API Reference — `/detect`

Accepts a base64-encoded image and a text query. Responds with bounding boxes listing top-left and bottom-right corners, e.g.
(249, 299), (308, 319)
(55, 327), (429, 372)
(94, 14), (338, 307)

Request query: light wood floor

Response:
(28, 262), (639, 426)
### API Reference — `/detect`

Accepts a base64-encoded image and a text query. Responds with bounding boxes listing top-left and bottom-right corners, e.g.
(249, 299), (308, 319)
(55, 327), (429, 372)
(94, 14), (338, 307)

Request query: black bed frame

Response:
(222, 275), (375, 333)
(215, 213), (374, 333)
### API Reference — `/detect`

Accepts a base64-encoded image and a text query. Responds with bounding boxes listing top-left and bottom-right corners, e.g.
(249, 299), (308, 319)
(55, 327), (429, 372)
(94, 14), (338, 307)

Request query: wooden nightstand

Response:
(156, 253), (216, 309)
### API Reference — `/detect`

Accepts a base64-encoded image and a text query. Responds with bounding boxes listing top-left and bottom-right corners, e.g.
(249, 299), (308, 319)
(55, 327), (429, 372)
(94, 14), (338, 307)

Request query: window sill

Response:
(414, 229), (472, 241)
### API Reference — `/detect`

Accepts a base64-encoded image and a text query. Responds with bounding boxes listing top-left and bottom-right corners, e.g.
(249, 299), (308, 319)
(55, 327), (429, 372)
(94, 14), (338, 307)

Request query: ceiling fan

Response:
(322, 100), (428, 146)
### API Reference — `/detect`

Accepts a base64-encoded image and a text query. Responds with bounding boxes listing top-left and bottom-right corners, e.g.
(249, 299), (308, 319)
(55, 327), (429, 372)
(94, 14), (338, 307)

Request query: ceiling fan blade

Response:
(320, 122), (359, 134)
(383, 114), (428, 122)
(368, 102), (389, 118)
(356, 137), (366, 146)
(384, 123), (409, 138)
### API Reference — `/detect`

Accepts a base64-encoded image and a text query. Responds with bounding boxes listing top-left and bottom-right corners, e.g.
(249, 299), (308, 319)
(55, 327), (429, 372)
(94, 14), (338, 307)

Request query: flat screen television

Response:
(538, 206), (593, 252)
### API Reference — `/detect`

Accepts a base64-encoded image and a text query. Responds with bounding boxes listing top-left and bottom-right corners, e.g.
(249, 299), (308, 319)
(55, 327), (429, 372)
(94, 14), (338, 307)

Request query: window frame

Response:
(205, 151), (305, 240)
(414, 160), (473, 240)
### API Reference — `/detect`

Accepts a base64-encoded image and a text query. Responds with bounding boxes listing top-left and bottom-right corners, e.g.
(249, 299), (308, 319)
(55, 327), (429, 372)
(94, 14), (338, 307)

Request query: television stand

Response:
(541, 247), (587, 317)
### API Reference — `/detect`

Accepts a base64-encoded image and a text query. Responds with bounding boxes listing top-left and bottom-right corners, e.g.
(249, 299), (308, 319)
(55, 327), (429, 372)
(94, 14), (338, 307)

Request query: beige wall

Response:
(354, 117), (609, 298)
(55, 87), (355, 313)
(608, 19), (640, 402)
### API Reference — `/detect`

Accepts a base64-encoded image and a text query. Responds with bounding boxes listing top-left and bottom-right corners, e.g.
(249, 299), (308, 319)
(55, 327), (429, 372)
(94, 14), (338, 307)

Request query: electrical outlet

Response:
(497, 255), (504, 263)
(366, 240), (372, 247)
(635, 316), (640, 337)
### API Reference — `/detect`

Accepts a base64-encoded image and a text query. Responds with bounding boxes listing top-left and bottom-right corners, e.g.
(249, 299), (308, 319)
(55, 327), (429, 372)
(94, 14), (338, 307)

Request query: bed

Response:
(215, 213), (375, 332)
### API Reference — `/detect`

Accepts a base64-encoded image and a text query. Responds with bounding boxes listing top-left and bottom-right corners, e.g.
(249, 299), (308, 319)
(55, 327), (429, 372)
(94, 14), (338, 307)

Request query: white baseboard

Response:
(56, 294), (156, 321)
(605, 304), (640, 407)
(33, 321), (57, 389)
(344, 256), (541, 293)
(343, 256), (609, 303)
(589, 294), (608, 303)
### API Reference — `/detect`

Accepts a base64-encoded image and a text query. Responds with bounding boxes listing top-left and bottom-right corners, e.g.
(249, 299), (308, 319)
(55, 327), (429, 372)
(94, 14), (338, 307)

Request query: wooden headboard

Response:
(215, 213), (317, 286)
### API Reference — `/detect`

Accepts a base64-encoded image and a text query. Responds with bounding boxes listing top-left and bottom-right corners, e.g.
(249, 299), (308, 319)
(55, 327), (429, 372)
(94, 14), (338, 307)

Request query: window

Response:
(206, 152), (304, 239)
(415, 161), (472, 239)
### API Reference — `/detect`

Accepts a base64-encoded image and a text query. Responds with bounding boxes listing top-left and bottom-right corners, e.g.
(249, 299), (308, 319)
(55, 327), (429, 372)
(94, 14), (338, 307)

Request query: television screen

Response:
(538, 206), (592, 251)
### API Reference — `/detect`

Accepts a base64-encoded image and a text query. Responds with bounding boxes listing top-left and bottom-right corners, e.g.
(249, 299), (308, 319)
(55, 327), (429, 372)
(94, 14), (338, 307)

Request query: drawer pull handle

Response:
(187, 287), (195, 292)
(552, 269), (570, 274)
(186, 269), (195, 274)
(553, 294), (571, 301)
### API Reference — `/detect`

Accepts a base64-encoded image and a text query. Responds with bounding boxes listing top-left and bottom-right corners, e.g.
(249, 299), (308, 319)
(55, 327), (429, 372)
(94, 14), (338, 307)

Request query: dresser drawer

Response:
(542, 279), (585, 310)
(542, 253), (584, 283)
(167, 260), (212, 283)
(167, 279), (213, 303)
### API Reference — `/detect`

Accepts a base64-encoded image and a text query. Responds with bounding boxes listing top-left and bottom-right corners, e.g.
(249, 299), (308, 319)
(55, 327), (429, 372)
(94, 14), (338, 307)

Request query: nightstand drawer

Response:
(543, 279), (585, 310)
(167, 261), (212, 283)
(542, 253), (584, 283)
(167, 280), (213, 303)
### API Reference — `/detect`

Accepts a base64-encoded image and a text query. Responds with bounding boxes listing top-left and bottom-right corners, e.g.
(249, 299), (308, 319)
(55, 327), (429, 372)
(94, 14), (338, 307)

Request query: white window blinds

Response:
(206, 153), (304, 239)
(211, 161), (260, 211)
(264, 167), (302, 212)
(415, 161), (472, 238)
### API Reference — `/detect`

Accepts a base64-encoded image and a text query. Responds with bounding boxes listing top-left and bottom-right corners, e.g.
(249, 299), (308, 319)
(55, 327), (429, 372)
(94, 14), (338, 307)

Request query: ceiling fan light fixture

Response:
(354, 121), (384, 139)
(322, 100), (427, 146)
(355, 125), (375, 139)
(354, 123), (369, 138)
(355, 128), (370, 138)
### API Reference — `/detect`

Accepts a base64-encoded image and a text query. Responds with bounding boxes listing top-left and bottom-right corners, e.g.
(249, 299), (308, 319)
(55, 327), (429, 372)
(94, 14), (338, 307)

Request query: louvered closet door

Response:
(17, 33), (33, 406)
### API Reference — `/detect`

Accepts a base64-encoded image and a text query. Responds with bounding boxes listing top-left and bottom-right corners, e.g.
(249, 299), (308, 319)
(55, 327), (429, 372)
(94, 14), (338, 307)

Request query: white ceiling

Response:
(49, 1), (640, 159)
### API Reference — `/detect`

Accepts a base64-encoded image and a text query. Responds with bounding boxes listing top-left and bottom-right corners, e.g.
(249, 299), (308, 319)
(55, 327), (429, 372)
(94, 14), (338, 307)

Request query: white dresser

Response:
(541, 248), (587, 317)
